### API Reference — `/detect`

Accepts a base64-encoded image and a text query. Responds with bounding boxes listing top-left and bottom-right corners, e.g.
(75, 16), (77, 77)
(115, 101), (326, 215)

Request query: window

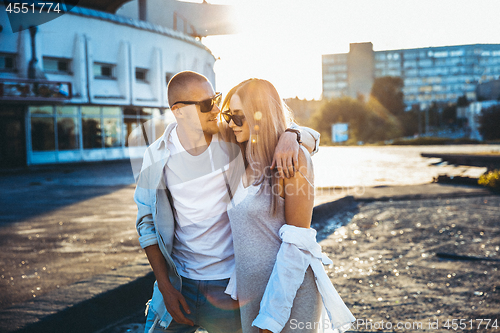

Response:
(56, 106), (79, 151)
(123, 107), (156, 147)
(82, 106), (102, 149)
(418, 59), (433, 67)
(136, 68), (148, 82)
(93, 63), (115, 79)
(29, 106), (55, 151)
(451, 50), (464, 57)
(103, 118), (121, 147)
(0, 53), (15, 71)
(57, 117), (79, 150)
(31, 118), (55, 151)
(43, 57), (71, 73)
(403, 52), (418, 60)
(404, 60), (417, 68)
(433, 51), (449, 58)
(322, 56), (335, 64)
(103, 107), (123, 148)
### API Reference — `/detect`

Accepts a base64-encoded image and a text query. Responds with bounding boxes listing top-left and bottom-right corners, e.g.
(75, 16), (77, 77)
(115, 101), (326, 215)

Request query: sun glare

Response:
(203, 0), (500, 100)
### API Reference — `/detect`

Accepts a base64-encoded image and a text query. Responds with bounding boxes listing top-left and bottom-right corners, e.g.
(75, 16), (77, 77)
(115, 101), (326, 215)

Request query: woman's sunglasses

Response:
(222, 110), (246, 127)
(171, 92), (222, 113)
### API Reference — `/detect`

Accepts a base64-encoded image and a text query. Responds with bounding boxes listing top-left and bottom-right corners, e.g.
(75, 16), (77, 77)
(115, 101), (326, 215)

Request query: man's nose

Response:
(211, 104), (221, 113)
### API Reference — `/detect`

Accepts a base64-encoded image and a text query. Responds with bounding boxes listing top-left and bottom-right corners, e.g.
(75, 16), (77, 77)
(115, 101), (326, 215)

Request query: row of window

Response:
(323, 81), (348, 90)
(323, 73), (348, 81)
(377, 57), (500, 70)
(322, 64), (348, 73)
(405, 93), (463, 102)
(374, 49), (500, 62)
(29, 105), (166, 152)
(412, 84), (476, 93)
(0, 53), (175, 85)
(404, 75), (479, 86)
(322, 54), (347, 65)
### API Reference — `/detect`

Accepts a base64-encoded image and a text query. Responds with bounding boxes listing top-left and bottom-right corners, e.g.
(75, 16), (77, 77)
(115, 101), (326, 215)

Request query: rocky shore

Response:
(320, 195), (500, 332)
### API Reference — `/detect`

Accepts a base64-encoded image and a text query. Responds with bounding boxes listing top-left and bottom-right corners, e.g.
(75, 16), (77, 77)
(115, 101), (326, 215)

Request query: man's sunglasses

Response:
(171, 92), (222, 113)
(222, 110), (246, 127)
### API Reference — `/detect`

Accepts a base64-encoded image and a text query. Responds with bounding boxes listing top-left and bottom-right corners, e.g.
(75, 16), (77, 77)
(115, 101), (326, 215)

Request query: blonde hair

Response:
(220, 79), (294, 215)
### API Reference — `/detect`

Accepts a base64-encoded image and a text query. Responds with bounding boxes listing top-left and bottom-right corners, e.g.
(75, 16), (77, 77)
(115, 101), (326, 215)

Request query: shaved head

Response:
(167, 71), (211, 107)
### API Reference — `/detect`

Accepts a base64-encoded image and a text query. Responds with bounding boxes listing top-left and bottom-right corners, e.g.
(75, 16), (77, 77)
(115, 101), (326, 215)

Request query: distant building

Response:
(322, 43), (500, 109)
(0, 0), (234, 168)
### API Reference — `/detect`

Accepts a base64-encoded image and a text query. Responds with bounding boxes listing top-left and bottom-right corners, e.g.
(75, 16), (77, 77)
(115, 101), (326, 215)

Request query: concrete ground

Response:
(0, 160), (496, 333)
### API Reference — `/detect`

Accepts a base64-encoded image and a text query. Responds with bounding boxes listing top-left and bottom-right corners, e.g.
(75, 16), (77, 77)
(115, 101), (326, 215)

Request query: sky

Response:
(191, 0), (500, 100)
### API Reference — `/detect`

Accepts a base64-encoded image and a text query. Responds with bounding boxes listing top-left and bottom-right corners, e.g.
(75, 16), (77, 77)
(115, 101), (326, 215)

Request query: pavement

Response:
(0, 160), (496, 333)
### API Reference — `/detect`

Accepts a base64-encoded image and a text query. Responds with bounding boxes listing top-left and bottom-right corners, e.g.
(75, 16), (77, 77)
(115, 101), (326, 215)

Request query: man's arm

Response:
(271, 125), (320, 178)
(134, 176), (193, 326)
(144, 245), (194, 326)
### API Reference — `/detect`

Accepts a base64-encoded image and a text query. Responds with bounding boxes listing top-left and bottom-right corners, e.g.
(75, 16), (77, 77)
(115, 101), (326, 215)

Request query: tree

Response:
(311, 97), (367, 143)
(442, 104), (457, 126)
(370, 76), (405, 117)
(479, 105), (500, 140)
(457, 94), (470, 107)
(311, 96), (402, 144)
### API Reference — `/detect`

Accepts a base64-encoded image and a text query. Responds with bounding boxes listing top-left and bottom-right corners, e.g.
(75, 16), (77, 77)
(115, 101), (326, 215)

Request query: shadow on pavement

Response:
(0, 160), (136, 226)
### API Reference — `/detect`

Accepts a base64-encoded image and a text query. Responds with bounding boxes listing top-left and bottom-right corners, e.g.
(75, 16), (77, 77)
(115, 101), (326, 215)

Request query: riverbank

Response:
(320, 194), (500, 332)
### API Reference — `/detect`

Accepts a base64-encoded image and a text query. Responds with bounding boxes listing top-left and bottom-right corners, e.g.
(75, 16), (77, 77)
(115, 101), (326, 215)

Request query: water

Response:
(312, 145), (500, 188)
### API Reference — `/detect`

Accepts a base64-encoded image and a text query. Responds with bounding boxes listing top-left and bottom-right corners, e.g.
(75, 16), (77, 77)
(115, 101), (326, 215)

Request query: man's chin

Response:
(204, 123), (220, 135)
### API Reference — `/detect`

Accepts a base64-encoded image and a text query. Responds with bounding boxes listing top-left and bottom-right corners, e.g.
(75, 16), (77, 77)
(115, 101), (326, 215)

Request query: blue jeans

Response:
(144, 277), (241, 333)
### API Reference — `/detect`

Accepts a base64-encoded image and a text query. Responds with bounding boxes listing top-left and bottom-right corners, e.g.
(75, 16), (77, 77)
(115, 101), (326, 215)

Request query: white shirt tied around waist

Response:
(165, 127), (239, 280)
(225, 224), (356, 333)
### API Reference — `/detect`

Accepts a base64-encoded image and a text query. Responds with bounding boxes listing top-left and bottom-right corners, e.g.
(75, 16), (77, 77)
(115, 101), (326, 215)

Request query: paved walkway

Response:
(0, 160), (495, 333)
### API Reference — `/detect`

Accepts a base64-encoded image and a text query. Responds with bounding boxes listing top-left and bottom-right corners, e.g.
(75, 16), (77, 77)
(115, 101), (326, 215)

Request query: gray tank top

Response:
(228, 180), (321, 333)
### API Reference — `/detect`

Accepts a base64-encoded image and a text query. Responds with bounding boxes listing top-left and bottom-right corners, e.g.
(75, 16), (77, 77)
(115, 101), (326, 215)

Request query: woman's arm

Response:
(283, 146), (314, 228)
(251, 147), (315, 333)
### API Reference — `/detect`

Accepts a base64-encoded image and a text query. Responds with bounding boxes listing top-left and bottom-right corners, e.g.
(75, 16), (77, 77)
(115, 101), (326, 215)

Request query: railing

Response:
(0, 78), (72, 101)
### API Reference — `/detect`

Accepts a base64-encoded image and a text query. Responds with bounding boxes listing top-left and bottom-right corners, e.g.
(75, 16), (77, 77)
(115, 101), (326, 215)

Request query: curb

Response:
(355, 188), (495, 202)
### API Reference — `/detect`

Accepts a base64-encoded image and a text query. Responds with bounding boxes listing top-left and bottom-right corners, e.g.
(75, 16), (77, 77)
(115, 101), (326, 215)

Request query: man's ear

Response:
(171, 105), (183, 118)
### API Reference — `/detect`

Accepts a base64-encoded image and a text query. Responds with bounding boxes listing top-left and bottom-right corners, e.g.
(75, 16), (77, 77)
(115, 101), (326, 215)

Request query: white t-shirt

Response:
(165, 127), (238, 280)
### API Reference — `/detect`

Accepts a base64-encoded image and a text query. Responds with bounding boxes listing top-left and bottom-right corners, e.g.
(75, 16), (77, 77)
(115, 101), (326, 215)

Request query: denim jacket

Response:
(134, 122), (179, 328)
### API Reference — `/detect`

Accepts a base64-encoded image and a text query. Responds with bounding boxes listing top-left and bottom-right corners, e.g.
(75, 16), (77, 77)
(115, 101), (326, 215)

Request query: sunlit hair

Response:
(220, 79), (294, 215)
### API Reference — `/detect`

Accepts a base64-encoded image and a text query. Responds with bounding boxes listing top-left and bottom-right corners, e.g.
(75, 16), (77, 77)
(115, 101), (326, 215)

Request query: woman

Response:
(220, 79), (355, 333)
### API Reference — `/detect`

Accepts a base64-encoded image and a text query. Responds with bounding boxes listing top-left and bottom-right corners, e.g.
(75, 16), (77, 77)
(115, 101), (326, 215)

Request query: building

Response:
(0, 0), (233, 168)
(322, 43), (500, 109)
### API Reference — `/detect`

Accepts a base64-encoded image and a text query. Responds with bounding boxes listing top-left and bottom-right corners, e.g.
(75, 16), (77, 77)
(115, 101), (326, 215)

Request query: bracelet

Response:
(285, 128), (302, 144)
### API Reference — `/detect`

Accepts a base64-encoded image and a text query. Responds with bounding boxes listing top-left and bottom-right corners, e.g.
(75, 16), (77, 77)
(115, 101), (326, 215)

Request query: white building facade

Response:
(0, 2), (217, 168)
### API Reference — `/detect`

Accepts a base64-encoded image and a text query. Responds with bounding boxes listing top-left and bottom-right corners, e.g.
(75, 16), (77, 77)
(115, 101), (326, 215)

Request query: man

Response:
(134, 71), (319, 333)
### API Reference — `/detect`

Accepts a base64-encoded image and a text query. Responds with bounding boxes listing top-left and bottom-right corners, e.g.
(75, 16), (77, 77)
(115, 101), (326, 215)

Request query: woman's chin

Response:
(234, 133), (247, 143)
